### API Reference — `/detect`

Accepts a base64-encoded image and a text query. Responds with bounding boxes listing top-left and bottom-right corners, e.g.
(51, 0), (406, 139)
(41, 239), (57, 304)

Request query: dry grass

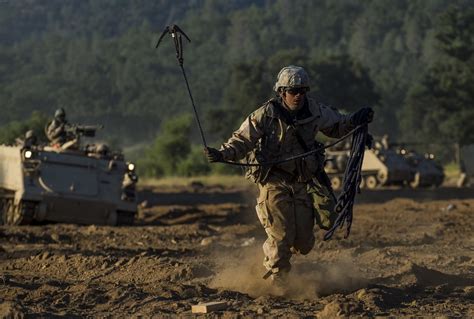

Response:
(139, 174), (253, 188)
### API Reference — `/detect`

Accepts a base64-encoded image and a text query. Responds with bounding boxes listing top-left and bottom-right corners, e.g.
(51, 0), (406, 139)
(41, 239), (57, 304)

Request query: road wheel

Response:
(365, 175), (378, 189)
(410, 172), (421, 188)
(0, 200), (5, 225)
(4, 200), (19, 225)
(117, 211), (135, 226)
(3, 201), (34, 225)
(331, 176), (342, 191)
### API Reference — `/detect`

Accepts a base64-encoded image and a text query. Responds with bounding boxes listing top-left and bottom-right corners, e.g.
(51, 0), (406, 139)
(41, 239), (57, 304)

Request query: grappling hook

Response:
(156, 24), (207, 147)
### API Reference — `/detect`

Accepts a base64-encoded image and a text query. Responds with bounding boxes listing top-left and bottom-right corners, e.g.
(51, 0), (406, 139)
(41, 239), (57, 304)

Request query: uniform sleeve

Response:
(219, 109), (265, 161)
(318, 104), (355, 138)
(47, 121), (67, 141)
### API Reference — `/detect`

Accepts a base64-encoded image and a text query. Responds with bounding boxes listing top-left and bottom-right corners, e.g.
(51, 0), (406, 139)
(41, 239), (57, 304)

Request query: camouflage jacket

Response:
(46, 119), (68, 144)
(219, 97), (354, 183)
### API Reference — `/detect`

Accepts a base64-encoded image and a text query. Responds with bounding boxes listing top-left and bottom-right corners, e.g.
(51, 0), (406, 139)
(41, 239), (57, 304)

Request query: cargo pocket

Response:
(255, 187), (271, 228)
(307, 182), (337, 231)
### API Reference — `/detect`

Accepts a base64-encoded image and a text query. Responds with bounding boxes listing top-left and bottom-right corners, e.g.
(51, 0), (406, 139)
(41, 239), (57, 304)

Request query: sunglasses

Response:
(285, 87), (308, 95)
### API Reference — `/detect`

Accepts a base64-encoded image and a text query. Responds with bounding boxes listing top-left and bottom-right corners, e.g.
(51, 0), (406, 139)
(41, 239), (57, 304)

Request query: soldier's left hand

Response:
(204, 147), (223, 163)
(351, 107), (374, 126)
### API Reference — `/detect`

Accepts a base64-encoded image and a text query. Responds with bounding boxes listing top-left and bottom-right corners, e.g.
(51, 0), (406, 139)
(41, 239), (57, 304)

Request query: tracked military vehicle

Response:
(397, 149), (444, 188)
(0, 126), (138, 226)
(325, 147), (414, 190)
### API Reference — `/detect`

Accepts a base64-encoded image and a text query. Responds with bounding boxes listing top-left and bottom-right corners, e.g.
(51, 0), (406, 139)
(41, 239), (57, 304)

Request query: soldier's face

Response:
(282, 88), (307, 111)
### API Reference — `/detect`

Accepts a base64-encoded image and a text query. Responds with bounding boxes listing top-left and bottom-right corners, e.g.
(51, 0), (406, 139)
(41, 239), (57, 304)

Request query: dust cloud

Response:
(209, 246), (368, 300)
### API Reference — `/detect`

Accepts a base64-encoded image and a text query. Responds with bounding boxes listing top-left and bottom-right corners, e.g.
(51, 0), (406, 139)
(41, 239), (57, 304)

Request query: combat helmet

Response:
(273, 65), (310, 92)
(54, 108), (66, 120)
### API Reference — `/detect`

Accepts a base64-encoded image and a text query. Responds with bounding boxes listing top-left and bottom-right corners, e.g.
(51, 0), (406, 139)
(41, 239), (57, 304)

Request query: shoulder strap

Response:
(268, 99), (311, 152)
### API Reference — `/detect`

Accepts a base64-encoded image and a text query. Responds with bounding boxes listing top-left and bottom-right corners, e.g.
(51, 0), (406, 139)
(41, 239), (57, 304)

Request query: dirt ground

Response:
(1, 184), (473, 318)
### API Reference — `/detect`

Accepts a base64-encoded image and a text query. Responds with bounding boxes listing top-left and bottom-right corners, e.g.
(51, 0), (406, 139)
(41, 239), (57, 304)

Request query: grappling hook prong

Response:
(155, 23), (207, 148)
(155, 24), (191, 48)
(170, 24), (191, 43)
(155, 26), (170, 48)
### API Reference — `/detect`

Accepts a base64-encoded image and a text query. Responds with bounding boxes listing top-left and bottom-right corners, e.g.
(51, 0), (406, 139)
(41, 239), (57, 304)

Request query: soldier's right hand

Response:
(204, 147), (224, 163)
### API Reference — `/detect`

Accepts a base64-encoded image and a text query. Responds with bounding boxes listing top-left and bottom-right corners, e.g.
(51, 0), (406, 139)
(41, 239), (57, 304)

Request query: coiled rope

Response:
(323, 124), (368, 240)
(219, 124), (362, 167)
(157, 24), (369, 240)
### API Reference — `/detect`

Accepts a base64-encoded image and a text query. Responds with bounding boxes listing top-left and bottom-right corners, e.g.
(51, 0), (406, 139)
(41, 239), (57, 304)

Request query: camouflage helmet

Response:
(273, 65), (310, 92)
(54, 108), (66, 119)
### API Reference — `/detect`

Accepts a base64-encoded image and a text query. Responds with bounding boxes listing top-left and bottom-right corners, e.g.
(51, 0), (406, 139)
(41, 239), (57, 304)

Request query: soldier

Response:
(46, 108), (69, 146)
(23, 130), (37, 148)
(205, 66), (373, 288)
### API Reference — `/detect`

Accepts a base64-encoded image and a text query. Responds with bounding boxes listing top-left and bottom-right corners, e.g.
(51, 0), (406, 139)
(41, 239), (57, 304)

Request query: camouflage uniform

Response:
(46, 108), (69, 145)
(219, 95), (354, 276)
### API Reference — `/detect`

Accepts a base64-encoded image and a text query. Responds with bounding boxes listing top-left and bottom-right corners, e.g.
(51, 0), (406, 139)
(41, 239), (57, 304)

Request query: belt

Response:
(268, 167), (298, 183)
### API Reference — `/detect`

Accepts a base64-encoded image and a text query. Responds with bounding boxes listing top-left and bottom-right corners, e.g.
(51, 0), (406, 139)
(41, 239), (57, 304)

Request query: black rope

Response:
(323, 124), (368, 240)
(157, 24), (362, 169)
(219, 125), (362, 167)
(156, 24), (207, 148)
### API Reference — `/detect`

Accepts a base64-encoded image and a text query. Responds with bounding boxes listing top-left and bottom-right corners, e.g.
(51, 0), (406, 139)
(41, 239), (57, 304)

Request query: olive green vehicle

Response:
(0, 130), (138, 226)
(398, 149), (444, 188)
(459, 145), (474, 187)
(325, 148), (414, 190)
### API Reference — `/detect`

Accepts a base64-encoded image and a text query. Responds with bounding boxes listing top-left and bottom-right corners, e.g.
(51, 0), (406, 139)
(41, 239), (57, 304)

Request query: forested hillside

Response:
(1, 0), (473, 164)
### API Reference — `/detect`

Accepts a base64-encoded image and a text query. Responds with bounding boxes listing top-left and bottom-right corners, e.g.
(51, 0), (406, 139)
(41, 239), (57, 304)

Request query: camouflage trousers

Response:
(256, 179), (315, 273)
(256, 176), (335, 275)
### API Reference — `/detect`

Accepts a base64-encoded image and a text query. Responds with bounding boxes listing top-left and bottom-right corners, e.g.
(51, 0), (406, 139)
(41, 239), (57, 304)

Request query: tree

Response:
(401, 6), (474, 155)
(0, 112), (49, 145)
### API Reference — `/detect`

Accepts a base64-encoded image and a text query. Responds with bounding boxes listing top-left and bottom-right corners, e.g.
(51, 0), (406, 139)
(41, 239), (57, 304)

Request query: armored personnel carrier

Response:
(459, 145), (474, 187)
(325, 145), (413, 190)
(397, 149), (444, 188)
(0, 127), (138, 226)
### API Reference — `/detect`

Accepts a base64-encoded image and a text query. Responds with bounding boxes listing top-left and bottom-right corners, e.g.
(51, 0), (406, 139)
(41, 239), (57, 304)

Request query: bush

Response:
(0, 111), (49, 145)
(176, 146), (211, 176)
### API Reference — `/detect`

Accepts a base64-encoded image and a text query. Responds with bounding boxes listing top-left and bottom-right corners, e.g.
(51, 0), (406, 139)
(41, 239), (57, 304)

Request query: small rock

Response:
(171, 238), (177, 244)
(40, 251), (50, 260)
(87, 225), (98, 233)
(182, 288), (197, 299)
(257, 307), (264, 315)
(126, 257), (137, 266)
(464, 286), (474, 299)
(241, 237), (256, 247)
(317, 300), (344, 318)
(443, 204), (456, 212)
(140, 200), (149, 208)
(100, 263), (108, 270)
(200, 238), (213, 246)
(139, 251), (148, 257)
(356, 288), (367, 300)
(114, 259), (126, 267)
(50, 233), (60, 242)
(0, 302), (24, 318)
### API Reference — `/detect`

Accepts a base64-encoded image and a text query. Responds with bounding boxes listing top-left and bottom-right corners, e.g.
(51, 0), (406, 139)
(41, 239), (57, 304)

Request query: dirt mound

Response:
(1, 188), (473, 317)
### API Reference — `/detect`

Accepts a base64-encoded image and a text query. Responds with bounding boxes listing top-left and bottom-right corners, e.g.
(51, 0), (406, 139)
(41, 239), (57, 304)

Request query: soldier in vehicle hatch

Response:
(46, 108), (70, 146)
(205, 66), (373, 290)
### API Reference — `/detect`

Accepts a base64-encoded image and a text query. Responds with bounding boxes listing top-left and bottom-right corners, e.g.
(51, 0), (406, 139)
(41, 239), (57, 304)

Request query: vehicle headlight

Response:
(24, 150), (33, 159)
(429, 154), (435, 160)
(127, 163), (135, 171)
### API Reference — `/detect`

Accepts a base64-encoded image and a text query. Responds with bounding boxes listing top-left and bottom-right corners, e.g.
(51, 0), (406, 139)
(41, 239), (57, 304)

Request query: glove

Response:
(350, 107), (374, 126)
(204, 147), (223, 163)
(366, 133), (374, 149)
